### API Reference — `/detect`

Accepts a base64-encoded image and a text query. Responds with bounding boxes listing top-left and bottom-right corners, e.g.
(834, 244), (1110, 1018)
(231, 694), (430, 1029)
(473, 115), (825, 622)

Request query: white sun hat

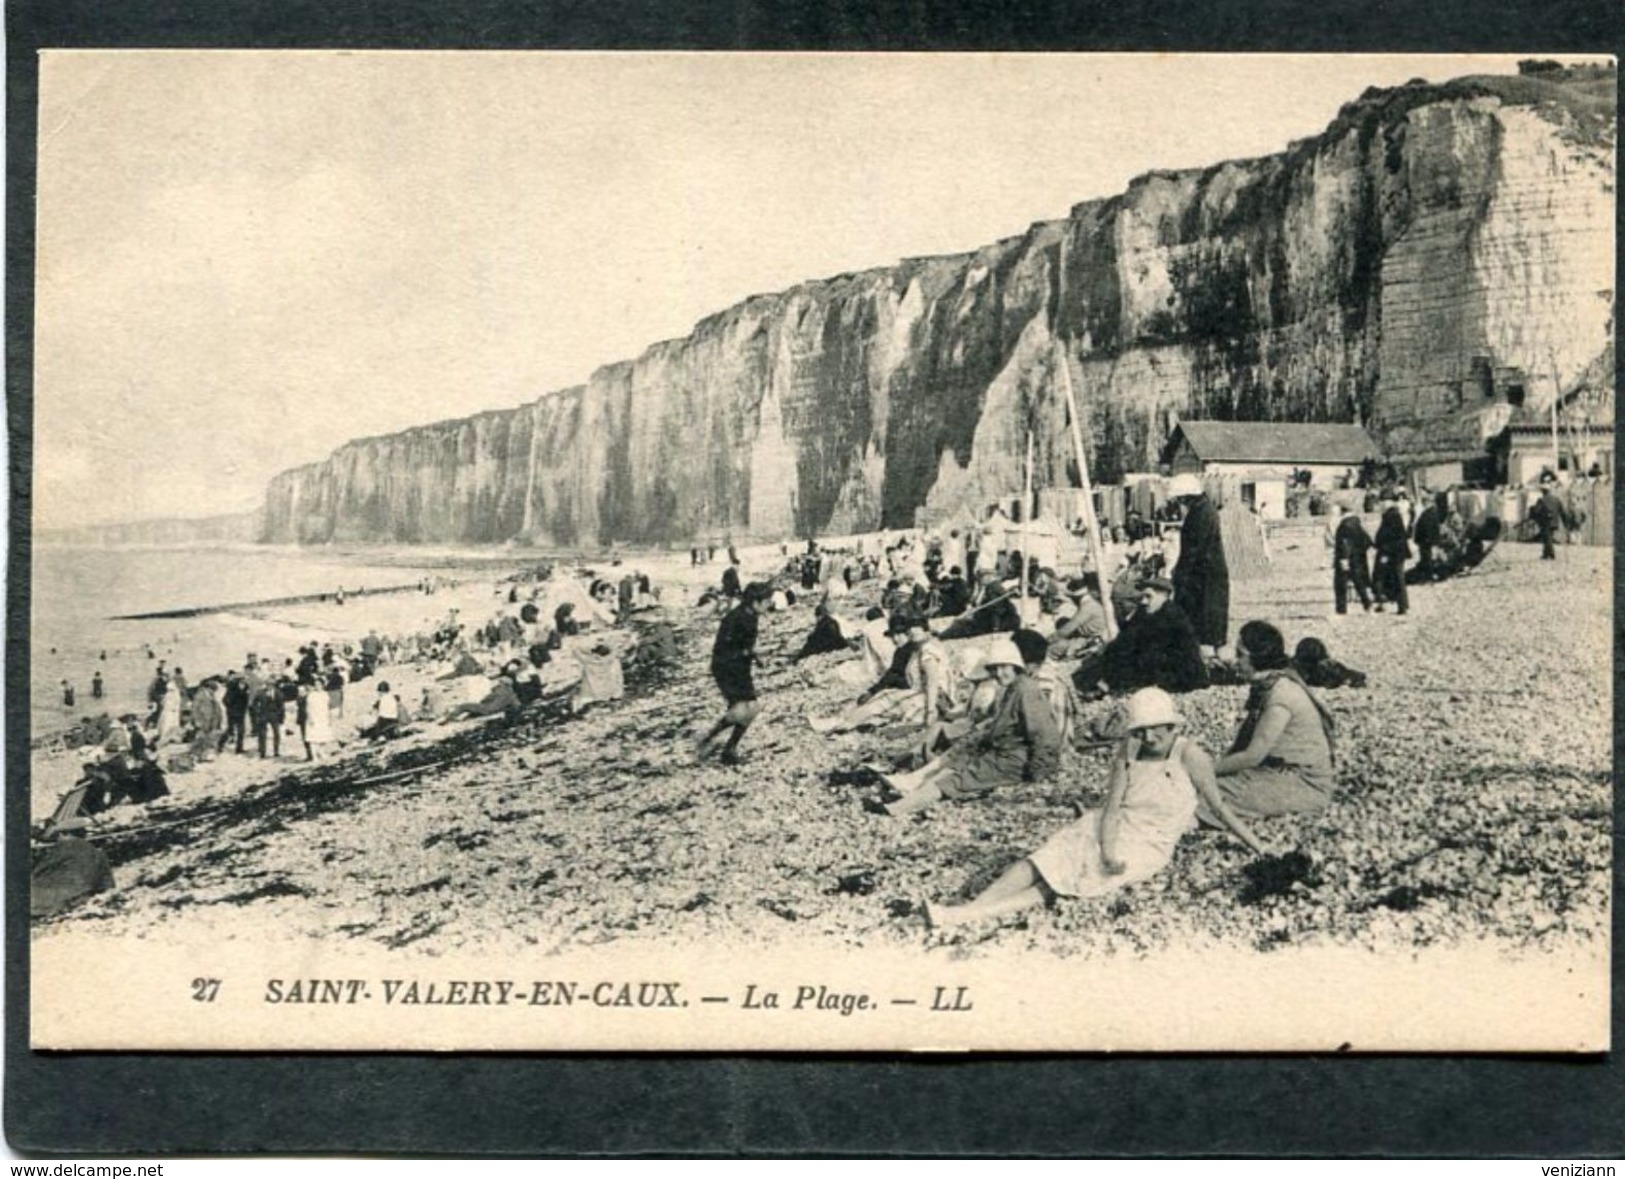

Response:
(981, 636), (1026, 670)
(1166, 473), (1204, 498)
(1123, 686), (1183, 730)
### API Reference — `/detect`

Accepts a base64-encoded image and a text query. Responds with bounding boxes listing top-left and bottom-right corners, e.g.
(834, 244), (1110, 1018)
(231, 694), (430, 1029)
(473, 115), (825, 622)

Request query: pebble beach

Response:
(27, 537), (1612, 967)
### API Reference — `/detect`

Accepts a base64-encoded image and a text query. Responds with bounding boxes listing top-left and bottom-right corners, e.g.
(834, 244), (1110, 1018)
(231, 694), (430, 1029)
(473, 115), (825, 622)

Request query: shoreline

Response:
(25, 538), (774, 762)
(110, 581), (430, 620)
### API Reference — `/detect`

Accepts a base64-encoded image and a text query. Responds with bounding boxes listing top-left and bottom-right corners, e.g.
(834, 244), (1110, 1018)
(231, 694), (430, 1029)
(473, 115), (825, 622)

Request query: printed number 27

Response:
(191, 978), (222, 1003)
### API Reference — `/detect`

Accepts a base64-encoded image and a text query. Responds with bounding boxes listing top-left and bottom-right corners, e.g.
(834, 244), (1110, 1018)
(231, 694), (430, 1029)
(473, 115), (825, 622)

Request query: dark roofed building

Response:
(1162, 421), (1382, 519)
(1163, 421), (1383, 471)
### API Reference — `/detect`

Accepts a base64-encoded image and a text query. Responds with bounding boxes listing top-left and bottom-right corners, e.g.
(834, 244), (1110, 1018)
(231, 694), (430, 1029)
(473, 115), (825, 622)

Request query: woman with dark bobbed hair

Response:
(1200, 620), (1337, 823)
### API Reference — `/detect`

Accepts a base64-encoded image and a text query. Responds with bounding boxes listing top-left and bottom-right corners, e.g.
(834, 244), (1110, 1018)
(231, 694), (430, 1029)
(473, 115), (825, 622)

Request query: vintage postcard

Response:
(25, 51), (1613, 1052)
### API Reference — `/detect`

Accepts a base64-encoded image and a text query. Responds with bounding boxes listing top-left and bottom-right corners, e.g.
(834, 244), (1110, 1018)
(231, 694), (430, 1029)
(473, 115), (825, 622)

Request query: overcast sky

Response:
(34, 52), (1557, 528)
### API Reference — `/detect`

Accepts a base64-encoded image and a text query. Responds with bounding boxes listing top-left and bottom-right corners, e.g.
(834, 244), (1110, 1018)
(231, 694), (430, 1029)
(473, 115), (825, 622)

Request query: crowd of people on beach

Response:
(1319, 467), (1583, 621)
(660, 481), (1284, 918)
(688, 466), (1561, 931)
(36, 463), (1585, 929)
(47, 560), (684, 831)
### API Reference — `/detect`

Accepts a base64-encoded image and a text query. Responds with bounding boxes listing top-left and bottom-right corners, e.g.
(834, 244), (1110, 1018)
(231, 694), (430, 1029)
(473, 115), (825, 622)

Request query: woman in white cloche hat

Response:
(927, 686), (1268, 928)
(879, 635), (1061, 817)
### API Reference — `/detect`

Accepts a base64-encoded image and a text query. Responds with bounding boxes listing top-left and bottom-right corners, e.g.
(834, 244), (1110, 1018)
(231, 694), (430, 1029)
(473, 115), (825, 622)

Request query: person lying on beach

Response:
(926, 688), (1267, 929)
(878, 636), (1060, 817)
(443, 669), (523, 722)
(1289, 637), (1367, 689)
(807, 612), (955, 736)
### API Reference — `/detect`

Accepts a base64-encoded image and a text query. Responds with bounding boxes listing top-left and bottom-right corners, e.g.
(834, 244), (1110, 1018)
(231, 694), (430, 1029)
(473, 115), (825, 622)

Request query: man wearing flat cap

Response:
(1073, 576), (1208, 697)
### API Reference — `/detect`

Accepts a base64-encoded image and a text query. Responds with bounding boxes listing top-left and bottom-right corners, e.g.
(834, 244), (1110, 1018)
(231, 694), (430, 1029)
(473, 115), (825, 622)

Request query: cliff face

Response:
(261, 69), (1615, 547)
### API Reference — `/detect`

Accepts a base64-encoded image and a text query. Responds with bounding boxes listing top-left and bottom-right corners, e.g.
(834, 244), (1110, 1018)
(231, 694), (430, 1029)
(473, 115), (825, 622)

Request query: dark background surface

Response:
(7, 0), (1624, 1157)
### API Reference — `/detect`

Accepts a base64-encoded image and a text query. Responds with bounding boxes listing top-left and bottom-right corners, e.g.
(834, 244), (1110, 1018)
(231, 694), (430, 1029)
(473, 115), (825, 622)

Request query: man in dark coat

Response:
(249, 681), (284, 759)
(1410, 493), (1443, 581)
(1073, 577), (1209, 696)
(1168, 474), (1230, 653)
(935, 568), (971, 617)
(1372, 495), (1411, 614)
(1331, 507), (1374, 614)
(1530, 474), (1576, 560)
(937, 575), (1020, 640)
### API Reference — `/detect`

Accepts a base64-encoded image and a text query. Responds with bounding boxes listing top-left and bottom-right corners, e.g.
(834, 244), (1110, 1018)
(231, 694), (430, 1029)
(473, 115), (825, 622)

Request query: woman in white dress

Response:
(927, 687), (1268, 928)
(300, 683), (334, 762)
(154, 678), (183, 747)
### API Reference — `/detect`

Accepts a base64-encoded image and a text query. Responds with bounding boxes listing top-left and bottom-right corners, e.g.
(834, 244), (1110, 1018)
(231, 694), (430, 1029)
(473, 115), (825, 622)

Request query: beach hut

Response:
(1015, 513), (1069, 573)
(980, 508), (1016, 557)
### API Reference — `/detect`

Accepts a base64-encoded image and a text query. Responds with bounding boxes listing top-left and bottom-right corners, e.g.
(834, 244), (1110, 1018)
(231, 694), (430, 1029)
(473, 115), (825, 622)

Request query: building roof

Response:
(1167, 421), (1382, 466)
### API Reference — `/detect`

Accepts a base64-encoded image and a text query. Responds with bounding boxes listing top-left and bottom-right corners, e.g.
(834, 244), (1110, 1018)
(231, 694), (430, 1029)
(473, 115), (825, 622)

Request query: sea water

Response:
(26, 546), (499, 740)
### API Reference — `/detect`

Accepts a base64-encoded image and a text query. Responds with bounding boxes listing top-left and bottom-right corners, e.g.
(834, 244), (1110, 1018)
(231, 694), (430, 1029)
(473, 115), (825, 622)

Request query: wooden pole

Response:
(1055, 341), (1118, 641)
(1549, 353), (1563, 478)
(1021, 428), (1034, 605)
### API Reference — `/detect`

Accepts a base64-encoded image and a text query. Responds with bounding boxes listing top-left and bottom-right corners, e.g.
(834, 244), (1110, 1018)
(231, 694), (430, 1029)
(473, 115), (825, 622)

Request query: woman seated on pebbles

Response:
(1198, 620), (1337, 824)
(927, 687), (1267, 928)
(877, 635), (1060, 817)
(907, 652), (1003, 767)
(807, 611), (953, 736)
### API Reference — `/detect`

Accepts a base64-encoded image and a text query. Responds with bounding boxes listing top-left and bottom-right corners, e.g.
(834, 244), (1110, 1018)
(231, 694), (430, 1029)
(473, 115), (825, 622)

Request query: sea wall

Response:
(260, 70), (1615, 547)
